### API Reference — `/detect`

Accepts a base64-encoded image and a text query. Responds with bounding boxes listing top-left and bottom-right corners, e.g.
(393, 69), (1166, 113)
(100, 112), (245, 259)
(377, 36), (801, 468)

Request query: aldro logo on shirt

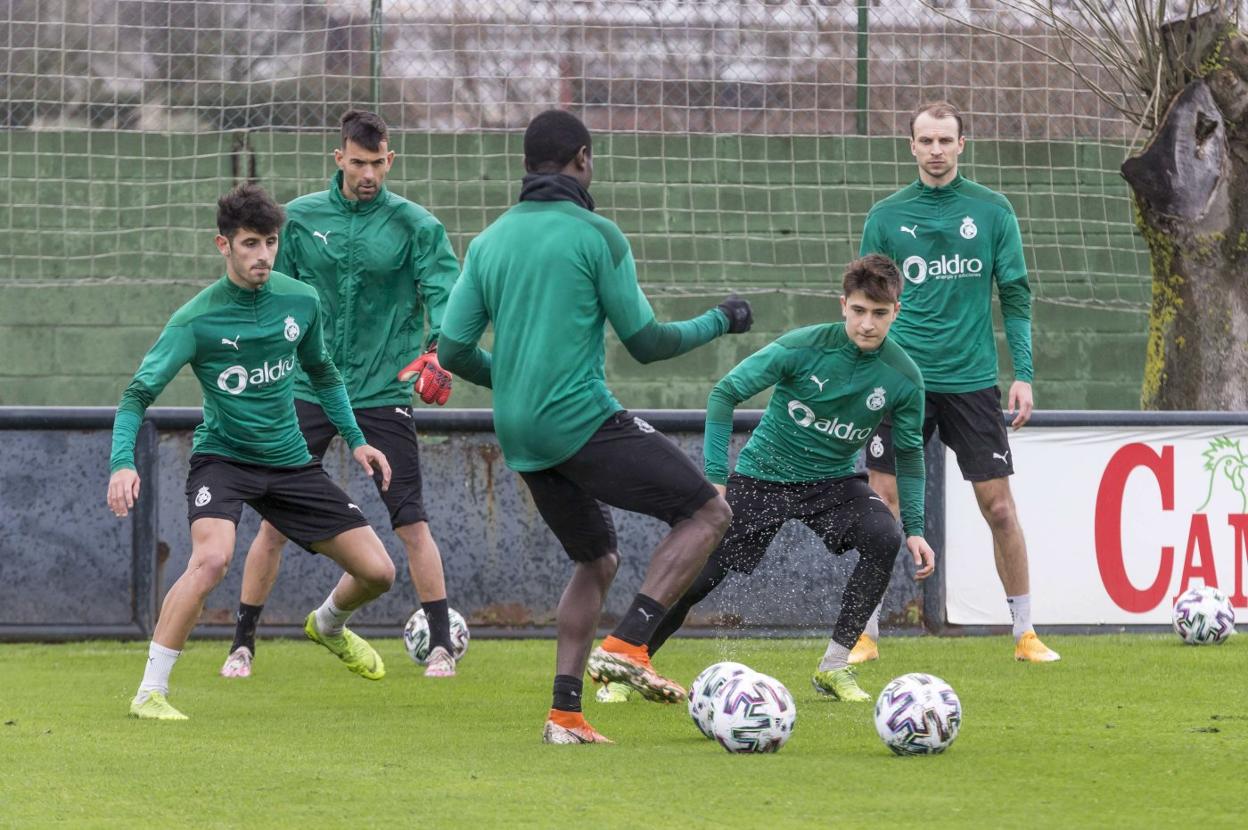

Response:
(217, 356), (296, 395)
(787, 400), (872, 442)
(901, 253), (984, 285)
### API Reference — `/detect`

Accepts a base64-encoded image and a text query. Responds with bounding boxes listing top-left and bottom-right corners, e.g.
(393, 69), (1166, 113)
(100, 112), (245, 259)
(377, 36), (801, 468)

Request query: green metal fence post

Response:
(371, 0), (384, 108)
(856, 0), (869, 135)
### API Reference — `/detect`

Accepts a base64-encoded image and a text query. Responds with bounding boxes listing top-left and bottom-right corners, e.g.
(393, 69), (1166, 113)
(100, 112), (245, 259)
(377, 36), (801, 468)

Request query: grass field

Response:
(2, 634), (1245, 828)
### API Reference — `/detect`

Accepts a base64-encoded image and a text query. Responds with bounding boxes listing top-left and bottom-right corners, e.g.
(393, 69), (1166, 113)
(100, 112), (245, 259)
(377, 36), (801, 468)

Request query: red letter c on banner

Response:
(1095, 443), (1175, 613)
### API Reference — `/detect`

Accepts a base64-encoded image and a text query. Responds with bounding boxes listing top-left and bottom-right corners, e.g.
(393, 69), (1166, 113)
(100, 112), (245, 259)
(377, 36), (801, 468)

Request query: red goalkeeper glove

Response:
(398, 345), (453, 406)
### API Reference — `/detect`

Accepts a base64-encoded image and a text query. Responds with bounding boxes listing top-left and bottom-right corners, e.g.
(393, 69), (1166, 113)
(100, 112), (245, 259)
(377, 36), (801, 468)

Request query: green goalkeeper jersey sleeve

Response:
(110, 273), (364, 472)
(440, 198), (728, 472)
(703, 323), (927, 536)
(279, 172), (461, 409)
(859, 174), (1033, 393)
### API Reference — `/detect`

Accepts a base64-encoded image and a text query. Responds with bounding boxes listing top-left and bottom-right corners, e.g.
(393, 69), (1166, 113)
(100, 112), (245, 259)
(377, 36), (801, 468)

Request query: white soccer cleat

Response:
(220, 646), (253, 679)
(424, 645), (456, 678)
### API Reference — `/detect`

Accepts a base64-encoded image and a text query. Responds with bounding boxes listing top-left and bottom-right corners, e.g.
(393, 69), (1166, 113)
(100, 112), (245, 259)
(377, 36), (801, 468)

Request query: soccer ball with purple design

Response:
(709, 672), (796, 753)
(688, 661), (755, 739)
(873, 672), (962, 756)
(1172, 586), (1236, 645)
(403, 607), (470, 664)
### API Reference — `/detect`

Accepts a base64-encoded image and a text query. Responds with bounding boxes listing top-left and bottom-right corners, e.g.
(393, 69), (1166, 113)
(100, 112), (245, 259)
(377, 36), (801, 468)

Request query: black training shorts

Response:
(520, 411), (720, 563)
(714, 472), (896, 575)
(186, 454), (370, 552)
(295, 399), (428, 528)
(864, 386), (1013, 482)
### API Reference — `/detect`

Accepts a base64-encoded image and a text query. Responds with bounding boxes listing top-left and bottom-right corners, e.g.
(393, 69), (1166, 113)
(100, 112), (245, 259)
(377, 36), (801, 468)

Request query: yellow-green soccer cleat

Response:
(811, 666), (872, 702)
(595, 682), (636, 704)
(128, 691), (188, 721)
(303, 611), (385, 680)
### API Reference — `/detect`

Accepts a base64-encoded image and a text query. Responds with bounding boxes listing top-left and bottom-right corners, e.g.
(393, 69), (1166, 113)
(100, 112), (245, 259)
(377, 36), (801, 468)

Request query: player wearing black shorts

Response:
(640, 255), (935, 703)
(221, 110), (464, 681)
(108, 184), (396, 721)
(851, 101), (1058, 663)
(438, 110), (753, 744)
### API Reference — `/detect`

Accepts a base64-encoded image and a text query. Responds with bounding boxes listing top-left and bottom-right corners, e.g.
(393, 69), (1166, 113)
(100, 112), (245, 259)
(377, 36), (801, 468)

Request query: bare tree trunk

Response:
(1122, 28), (1248, 410)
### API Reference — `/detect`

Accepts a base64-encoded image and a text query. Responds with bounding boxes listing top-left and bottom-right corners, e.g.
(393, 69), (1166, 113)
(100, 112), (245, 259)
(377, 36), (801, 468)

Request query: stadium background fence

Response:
(2, 1), (1151, 412)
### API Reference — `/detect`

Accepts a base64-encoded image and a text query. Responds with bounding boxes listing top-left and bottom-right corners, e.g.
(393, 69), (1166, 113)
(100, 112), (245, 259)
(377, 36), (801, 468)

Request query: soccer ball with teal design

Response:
(709, 672), (796, 753)
(874, 673), (961, 756)
(403, 607), (470, 663)
(1172, 586), (1236, 645)
(688, 661), (755, 739)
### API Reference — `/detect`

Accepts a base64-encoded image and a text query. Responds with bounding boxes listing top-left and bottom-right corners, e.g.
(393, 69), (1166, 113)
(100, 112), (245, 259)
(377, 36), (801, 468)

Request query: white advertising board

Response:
(944, 426), (1248, 625)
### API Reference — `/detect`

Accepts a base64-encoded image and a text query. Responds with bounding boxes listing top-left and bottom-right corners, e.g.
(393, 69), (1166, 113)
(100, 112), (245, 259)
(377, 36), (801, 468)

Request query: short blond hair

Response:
(909, 101), (963, 138)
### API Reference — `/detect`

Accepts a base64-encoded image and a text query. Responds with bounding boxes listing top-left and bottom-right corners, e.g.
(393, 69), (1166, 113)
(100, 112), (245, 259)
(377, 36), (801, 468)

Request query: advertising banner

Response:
(945, 426), (1248, 625)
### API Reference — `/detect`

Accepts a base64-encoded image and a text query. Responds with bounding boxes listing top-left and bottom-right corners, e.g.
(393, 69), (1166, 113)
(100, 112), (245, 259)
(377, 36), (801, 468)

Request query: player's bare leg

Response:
(133, 517), (237, 719)
(302, 525), (396, 680)
(588, 495), (732, 703)
(544, 554), (618, 744)
(396, 521), (456, 677)
(221, 520), (287, 678)
(971, 477), (1059, 662)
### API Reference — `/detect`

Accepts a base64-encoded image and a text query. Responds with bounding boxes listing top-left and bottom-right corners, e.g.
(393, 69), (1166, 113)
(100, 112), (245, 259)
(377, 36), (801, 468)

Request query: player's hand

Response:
(713, 483), (727, 498)
(107, 468), (141, 518)
(398, 345), (453, 406)
(906, 535), (936, 581)
(354, 444), (392, 492)
(716, 294), (753, 334)
(1007, 380), (1034, 430)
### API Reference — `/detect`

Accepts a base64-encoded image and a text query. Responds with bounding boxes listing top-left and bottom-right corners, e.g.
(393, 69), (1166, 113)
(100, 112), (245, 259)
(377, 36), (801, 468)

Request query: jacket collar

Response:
(221, 273), (271, 301)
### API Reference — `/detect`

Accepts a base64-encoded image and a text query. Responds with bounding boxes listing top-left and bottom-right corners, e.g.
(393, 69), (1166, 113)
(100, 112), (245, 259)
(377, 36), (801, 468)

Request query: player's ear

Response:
(214, 234), (230, 256)
(839, 294), (848, 315)
(333, 147), (345, 168)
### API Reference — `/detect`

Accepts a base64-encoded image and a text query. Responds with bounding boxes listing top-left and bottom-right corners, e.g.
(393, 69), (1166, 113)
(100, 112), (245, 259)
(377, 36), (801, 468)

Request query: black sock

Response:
(231, 603), (263, 654)
(611, 593), (668, 646)
(421, 598), (454, 652)
(552, 674), (584, 713)
(648, 558), (731, 656)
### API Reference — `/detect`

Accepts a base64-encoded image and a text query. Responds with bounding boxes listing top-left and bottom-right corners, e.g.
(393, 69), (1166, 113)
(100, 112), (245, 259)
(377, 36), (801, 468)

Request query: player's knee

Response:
(980, 495), (1016, 530)
(252, 521), (288, 556)
(191, 548), (233, 586)
(859, 512), (903, 564)
(698, 493), (733, 537)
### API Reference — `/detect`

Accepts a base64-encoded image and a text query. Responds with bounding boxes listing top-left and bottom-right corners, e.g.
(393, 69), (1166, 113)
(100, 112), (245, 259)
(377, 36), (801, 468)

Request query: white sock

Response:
(1007, 594), (1032, 640)
(818, 641), (851, 672)
(865, 604), (881, 641)
(137, 642), (181, 697)
(314, 595), (353, 637)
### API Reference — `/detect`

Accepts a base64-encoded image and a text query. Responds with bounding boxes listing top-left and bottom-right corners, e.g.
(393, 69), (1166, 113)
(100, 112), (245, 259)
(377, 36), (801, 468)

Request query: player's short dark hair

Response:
(523, 110), (592, 172)
(842, 254), (902, 304)
(341, 109), (388, 151)
(910, 100), (964, 138)
(216, 183), (284, 240)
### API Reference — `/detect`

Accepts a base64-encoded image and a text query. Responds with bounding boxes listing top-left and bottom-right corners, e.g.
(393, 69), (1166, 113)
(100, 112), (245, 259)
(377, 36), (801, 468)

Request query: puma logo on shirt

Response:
(221, 335), (240, 350)
(313, 230), (332, 245)
(809, 375), (828, 391)
(900, 224), (918, 238)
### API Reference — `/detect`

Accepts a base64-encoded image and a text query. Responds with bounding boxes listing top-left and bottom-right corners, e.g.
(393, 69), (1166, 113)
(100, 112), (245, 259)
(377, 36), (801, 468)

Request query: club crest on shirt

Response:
(869, 434), (885, 458)
(194, 486), (212, 507)
(959, 216), (977, 239)
(283, 315), (300, 341)
(866, 386), (887, 411)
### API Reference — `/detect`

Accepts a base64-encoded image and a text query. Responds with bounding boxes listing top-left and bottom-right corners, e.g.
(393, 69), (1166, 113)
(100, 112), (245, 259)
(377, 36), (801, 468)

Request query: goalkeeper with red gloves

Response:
(221, 109), (463, 680)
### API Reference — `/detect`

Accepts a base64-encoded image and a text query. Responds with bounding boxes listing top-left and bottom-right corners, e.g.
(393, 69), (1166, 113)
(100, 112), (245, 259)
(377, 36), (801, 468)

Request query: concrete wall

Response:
(0, 420), (926, 635)
(0, 131), (1149, 410)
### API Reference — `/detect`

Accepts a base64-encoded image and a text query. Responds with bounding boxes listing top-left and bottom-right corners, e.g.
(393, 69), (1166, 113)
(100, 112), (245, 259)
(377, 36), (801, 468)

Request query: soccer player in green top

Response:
(629, 254), (935, 703)
(849, 101), (1060, 664)
(108, 184), (396, 721)
(220, 110), (464, 681)
(438, 110), (753, 744)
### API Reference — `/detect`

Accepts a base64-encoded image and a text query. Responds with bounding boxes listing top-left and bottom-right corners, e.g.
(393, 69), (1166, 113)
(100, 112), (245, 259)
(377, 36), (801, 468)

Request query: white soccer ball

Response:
(403, 607), (470, 664)
(1172, 586), (1236, 645)
(874, 673), (962, 756)
(709, 672), (796, 753)
(688, 661), (755, 739)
